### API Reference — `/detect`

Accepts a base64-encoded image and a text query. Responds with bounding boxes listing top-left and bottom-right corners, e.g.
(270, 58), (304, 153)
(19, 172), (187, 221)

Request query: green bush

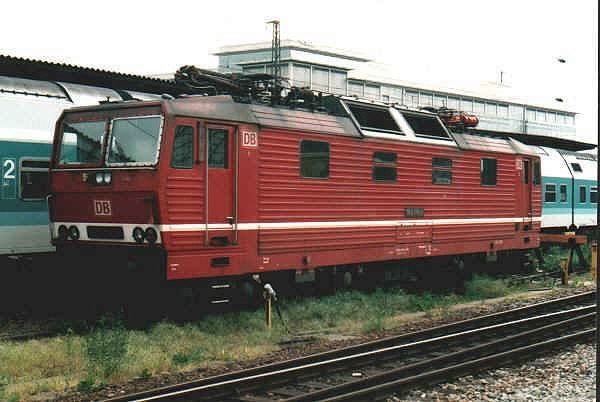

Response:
(464, 275), (510, 299)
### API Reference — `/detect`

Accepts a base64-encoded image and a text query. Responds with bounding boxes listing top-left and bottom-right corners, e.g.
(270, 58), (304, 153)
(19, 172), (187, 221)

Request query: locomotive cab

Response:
(50, 103), (164, 246)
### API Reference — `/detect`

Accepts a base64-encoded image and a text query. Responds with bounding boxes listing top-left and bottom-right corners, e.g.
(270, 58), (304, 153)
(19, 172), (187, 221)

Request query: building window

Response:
(300, 140), (329, 178)
(364, 84), (380, 100)
(292, 64), (311, 88)
(579, 186), (587, 203)
(591, 187), (598, 203)
(434, 94), (447, 107)
(527, 109), (536, 121)
(420, 92), (433, 106)
(405, 90), (419, 105)
(372, 152), (397, 182)
(331, 71), (346, 94)
(559, 184), (567, 202)
(312, 67), (329, 92)
(447, 97), (459, 109)
(171, 125), (193, 168)
(537, 110), (547, 122)
(432, 157), (452, 185)
(486, 103), (497, 116)
(498, 104), (509, 117)
(208, 129), (228, 168)
(474, 101), (485, 114)
(545, 184), (556, 202)
(533, 161), (541, 185)
(460, 98), (473, 112)
(348, 80), (364, 97)
(480, 158), (497, 186)
(570, 163), (582, 172)
(20, 159), (50, 200)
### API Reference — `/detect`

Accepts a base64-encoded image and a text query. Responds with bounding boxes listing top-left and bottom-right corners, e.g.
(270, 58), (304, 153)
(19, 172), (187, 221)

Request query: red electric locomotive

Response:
(48, 88), (541, 307)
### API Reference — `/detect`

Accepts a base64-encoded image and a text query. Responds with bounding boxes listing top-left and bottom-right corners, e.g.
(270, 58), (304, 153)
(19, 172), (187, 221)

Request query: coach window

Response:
(432, 157), (452, 185)
(20, 159), (50, 200)
(570, 163), (582, 172)
(208, 128), (228, 168)
(373, 152), (397, 182)
(591, 187), (598, 203)
(559, 184), (567, 202)
(544, 184), (556, 202)
(533, 161), (541, 185)
(171, 125), (193, 168)
(579, 186), (587, 203)
(300, 140), (329, 178)
(480, 158), (497, 186)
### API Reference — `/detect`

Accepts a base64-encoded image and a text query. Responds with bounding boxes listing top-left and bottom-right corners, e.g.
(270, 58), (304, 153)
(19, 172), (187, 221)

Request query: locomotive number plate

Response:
(93, 200), (112, 216)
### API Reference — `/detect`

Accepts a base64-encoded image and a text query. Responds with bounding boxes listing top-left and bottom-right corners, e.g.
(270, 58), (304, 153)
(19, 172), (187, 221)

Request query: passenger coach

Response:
(48, 95), (541, 303)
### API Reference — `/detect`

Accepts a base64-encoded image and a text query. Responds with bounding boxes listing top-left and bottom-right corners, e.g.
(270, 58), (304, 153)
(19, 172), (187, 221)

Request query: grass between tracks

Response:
(0, 261), (594, 400)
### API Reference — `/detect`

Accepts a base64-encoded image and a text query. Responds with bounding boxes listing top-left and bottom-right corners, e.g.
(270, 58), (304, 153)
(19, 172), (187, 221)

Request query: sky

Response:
(1, 0), (597, 144)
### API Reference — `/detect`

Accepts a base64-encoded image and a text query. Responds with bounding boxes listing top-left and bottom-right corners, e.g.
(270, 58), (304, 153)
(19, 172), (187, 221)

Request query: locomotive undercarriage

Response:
(31, 245), (534, 323)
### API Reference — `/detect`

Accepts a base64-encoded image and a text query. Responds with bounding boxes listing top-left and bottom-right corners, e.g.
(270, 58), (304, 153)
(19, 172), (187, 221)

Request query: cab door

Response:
(205, 124), (236, 246)
(520, 158), (534, 219)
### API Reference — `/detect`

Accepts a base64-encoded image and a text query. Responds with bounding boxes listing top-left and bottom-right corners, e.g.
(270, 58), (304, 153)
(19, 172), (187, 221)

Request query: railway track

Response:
(102, 291), (595, 402)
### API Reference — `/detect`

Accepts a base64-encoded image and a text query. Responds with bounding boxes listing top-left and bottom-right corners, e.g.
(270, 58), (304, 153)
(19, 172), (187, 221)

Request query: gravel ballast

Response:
(395, 343), (596, 402)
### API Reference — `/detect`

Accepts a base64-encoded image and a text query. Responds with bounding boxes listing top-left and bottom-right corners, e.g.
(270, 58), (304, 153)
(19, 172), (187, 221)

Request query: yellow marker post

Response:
(560, 257), (569, 285)
(591, 241), (597, 281)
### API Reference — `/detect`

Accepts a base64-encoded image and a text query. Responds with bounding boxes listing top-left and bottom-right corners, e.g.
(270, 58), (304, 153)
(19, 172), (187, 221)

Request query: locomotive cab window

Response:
(432, 157), (452, 185)
(208, 128), (228, 168)
(559, 184), (567, 202)
(20, 159), (50, 200)
(401, 112), (451, 140)
(544, 184), (556, 202)
(373, 152), (397, 182)
(300, 140), (329, 178)
(171, 125), (193, 168)
(480, 158), (497, 186)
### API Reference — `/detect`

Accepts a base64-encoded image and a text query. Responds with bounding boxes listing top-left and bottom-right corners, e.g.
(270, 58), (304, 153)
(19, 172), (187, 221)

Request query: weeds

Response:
(84, 316), (129, 386)
(464, 275), (510, 299)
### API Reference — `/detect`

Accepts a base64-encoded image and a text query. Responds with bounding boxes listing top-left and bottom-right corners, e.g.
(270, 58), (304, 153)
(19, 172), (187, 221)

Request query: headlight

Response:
(133, 227), (145, 243)
(58, 225), (68, 240)
(68, 225), (80, 240)
(145, 227), (158, 244)
(95, 173), (103, 184)
(103, 172), (112, 184)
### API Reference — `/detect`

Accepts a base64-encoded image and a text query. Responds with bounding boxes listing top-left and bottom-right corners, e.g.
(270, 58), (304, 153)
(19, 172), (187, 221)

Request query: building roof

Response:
(215, 40), (371, 62)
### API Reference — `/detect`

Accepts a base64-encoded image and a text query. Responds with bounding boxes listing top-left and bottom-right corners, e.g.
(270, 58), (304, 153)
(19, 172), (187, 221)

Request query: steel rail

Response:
(283, 311), (595, 401)
(101, 292), (594, 402)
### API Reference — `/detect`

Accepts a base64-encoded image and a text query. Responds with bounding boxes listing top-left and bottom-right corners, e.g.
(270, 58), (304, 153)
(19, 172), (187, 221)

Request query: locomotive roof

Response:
(63, 95), (538, 156)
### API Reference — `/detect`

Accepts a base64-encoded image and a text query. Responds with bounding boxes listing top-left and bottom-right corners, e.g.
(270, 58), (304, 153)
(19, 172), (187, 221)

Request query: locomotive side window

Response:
(20, 159), (50, 200)
(533, 161), (541, 185)
(300, 140), (329, 178)
(432, 157), (452, 185)
(171, 125), (193, 169)
(544, 184), (556, 202)
(591, 187), (598, 203)
(559, 184), (567, 202)
(480, 158), (497, 186)
(208, 129), (228, 168)
(579, 186), (587, 203)
(372, 152), (397, 182)
(522, 160), (530, 184)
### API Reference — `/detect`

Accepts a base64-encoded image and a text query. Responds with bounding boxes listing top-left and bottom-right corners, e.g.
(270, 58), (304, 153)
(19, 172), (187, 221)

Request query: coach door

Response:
(204, 125), (237, 247)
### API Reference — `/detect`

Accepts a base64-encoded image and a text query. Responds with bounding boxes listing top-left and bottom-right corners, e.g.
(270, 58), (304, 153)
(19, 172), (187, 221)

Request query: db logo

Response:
(93, 200), (112, 216)
(241, 131), (258, 147)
